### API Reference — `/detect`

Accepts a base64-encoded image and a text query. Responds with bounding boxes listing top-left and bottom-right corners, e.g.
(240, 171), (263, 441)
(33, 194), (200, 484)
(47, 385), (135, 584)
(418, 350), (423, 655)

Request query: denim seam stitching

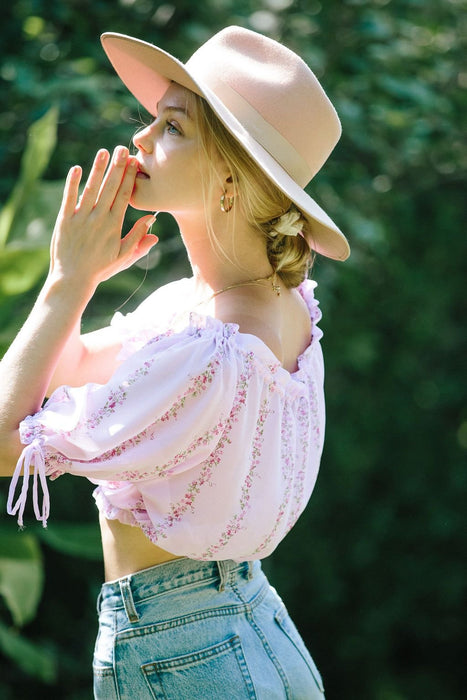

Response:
(115, 602), (249, 642)
(275, 607), (325, 693)
(232, 581), (291, 698)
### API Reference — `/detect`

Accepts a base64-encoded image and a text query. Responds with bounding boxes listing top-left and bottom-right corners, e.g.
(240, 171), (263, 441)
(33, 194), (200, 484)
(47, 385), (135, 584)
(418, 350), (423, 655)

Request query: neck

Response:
(174, 210), (274, 298)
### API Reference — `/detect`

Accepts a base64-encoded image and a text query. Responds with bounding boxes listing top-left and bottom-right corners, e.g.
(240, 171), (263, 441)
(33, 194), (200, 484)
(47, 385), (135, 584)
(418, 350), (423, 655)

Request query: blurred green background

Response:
(0, 0), (466, 698)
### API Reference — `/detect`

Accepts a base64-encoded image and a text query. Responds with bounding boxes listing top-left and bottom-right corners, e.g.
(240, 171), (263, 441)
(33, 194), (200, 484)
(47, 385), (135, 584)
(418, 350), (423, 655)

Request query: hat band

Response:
(200, 80), (313, 187)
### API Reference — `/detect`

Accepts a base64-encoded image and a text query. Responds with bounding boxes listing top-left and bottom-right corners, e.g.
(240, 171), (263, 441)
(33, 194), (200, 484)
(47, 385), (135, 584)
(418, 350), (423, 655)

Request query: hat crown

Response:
(186, 27), (341, 184)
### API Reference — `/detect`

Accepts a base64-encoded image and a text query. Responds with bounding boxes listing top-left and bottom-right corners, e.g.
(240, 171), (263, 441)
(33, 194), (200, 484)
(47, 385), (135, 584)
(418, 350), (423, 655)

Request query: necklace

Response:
(196, 272), (281, 307)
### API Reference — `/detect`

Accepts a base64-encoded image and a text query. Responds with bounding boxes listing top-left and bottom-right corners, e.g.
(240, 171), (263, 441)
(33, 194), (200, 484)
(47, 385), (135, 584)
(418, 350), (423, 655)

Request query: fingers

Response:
(76, 149), (110, 213)
(108, 155), (138, 219)
(94, 147), (135, 213)
(59, 165), (82, 219)
(118, 215), (159, 264)
(61, 145), (136, 222)
(75, 146), (135, 216)
(95, 215), (158, 281)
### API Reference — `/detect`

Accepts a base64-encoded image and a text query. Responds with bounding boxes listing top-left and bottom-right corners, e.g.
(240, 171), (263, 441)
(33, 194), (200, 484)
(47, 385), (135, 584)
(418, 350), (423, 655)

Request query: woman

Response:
(0, 26), (349, 699)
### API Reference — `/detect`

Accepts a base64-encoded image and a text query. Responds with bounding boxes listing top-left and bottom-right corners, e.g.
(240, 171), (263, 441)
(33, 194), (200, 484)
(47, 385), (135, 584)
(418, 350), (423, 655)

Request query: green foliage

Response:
(0, 532), (43, 627)
(0, 248), (50, 297)
(0, 106), (58, 248)
(0, 529), (56, 685)
(0, 0), (465, 698)
(0, 620), (56, 684)
(0, 106), (61, 357)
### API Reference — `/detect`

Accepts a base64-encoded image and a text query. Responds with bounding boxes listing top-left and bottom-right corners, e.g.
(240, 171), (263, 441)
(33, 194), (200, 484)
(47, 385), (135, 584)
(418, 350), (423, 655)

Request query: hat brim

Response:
(101, 32), (350, 261)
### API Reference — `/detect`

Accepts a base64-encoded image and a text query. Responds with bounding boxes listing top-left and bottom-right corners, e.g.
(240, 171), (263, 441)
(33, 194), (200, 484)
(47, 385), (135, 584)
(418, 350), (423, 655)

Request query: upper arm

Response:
(77, 325), (123, 384)
(46, 324), (123, 396)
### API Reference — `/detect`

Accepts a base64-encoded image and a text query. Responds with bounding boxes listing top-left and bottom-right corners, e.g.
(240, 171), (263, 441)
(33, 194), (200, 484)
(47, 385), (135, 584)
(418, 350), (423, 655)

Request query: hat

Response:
(101, 26), (350, 260)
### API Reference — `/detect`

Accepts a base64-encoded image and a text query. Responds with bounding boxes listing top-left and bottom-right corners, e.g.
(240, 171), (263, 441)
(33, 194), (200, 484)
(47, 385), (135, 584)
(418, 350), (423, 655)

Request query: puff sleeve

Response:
(7, 321), (244, 526)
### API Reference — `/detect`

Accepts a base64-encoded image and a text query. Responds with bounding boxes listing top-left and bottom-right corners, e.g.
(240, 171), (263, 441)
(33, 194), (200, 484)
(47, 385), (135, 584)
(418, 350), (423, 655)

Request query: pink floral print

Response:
(8, 278), (325, 562)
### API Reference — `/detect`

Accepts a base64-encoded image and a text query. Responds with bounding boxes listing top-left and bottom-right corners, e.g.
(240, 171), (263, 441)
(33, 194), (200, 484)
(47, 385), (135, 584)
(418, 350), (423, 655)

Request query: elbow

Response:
(0, 430), (22, 477)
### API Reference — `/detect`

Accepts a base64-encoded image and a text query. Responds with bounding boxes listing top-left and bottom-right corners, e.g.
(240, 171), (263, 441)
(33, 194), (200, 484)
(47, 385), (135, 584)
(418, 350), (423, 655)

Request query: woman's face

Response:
(131, 83), (224, 216)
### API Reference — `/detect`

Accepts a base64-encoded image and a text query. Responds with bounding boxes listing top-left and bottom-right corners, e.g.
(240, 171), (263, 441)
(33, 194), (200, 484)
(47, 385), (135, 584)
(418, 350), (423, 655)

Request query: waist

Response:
(98, 558), (259, 613)
(99, 513), (181, 581)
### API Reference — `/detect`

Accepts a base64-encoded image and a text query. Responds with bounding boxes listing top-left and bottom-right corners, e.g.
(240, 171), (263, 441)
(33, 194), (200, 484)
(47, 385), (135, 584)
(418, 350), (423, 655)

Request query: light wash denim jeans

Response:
(93, 558), (325, 699)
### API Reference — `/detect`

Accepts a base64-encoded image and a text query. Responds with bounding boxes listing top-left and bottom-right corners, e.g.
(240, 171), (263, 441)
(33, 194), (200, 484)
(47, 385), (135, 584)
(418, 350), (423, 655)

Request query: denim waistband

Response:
(98, 558), (258, 615)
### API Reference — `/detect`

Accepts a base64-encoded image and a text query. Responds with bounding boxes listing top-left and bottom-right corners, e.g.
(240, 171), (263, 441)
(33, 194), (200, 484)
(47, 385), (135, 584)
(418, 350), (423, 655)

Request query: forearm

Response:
(0, 275), (93, 436)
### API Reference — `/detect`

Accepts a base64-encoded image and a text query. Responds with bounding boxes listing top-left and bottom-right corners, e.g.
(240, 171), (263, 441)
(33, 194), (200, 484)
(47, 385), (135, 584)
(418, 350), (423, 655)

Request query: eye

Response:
(166, 120), (181, 135)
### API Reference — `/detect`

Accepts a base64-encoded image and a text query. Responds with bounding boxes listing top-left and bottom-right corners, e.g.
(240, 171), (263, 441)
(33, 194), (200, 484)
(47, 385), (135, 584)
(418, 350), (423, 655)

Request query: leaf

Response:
(0, 620), (57, 683)
(6, 180), (64, 246)
(0, 246), (50, 295)
(0, 106), (58, 249)
(0, 533), (44, 627)
(20, 106), (59, 187)
(35, 522), (103, 560)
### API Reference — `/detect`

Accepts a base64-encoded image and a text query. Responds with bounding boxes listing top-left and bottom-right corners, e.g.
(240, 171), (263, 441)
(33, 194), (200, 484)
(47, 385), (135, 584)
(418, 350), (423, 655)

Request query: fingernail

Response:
(115, 146), (127, 162)
(146, 214), (157, 227)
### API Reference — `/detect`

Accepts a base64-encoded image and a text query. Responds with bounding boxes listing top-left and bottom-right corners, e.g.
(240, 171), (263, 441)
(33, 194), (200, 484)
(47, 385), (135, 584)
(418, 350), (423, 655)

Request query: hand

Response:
(49, 146), (158, 293)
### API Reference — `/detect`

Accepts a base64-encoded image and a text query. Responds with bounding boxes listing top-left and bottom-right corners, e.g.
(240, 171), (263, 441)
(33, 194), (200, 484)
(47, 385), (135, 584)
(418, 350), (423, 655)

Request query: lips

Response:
(136, 164), (150, 179)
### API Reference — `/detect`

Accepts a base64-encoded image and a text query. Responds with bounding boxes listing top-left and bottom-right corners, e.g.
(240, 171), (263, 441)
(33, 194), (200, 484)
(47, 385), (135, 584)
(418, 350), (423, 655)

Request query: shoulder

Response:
(212, 281), (317, 372)
(225, 310), (283, 364)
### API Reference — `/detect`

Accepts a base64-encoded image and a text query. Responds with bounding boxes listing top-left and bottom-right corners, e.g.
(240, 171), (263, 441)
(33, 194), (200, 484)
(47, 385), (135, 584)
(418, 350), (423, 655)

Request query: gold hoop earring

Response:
(220, 193), (234, 213)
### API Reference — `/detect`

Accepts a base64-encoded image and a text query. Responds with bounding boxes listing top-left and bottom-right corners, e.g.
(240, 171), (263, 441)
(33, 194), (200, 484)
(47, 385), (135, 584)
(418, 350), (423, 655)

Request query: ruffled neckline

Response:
(112, 277), (322, 378)
(184, 278), (321, 377)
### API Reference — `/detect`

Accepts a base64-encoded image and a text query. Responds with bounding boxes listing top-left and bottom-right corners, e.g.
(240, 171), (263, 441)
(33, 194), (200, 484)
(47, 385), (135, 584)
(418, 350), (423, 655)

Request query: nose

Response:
(133, 123), (154, 154)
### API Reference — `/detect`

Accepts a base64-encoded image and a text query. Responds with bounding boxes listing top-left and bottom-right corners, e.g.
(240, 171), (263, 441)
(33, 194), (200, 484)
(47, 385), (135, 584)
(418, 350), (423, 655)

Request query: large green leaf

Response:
(0, 106), (58, 249)
(0, 533), (43, 627)
(0, 620), (57, 683)
(6, 179), (64, 247)
(0, 246), (50, 296)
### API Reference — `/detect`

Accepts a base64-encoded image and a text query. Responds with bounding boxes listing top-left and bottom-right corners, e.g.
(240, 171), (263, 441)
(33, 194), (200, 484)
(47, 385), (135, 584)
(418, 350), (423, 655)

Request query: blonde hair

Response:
(192, 94), (315, 288)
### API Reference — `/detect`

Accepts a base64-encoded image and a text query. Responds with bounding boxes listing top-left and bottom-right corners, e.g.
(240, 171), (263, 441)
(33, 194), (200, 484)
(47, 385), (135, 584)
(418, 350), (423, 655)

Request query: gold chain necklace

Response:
(196, 272), (281, 307)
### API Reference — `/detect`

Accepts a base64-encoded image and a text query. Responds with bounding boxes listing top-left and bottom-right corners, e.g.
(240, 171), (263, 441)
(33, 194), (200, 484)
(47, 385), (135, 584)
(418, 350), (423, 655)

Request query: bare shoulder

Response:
(229, 309), (284, 361)
(214, 286), (312, 370)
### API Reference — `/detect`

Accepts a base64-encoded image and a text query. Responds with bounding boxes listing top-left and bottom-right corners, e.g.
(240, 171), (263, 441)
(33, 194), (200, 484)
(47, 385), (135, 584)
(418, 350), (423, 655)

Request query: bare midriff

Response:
(99, 513), (181, 582)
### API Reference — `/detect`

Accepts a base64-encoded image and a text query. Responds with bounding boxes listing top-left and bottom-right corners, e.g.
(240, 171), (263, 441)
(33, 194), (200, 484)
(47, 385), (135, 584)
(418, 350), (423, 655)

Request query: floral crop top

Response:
(7, 278), (325, 562)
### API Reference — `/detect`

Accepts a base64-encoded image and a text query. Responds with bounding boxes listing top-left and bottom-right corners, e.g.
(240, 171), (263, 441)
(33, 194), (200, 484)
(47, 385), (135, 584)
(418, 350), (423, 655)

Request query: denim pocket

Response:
(274, 605), (325, 694)
(141, 634), (257, 700)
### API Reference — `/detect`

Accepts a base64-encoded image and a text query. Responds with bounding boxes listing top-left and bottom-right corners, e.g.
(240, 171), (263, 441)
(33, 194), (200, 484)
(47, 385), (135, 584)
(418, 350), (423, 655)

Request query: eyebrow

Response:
(156, 103), (193, 120)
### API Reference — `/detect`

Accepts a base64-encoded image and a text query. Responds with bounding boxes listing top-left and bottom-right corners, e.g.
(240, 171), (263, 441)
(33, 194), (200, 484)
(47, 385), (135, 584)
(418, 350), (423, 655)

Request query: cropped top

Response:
(7, 277), (325, 562)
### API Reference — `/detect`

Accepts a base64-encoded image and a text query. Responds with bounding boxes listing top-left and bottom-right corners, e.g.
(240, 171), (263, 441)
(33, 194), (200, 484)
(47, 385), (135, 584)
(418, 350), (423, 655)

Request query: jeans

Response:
(93, 558), (325, 699)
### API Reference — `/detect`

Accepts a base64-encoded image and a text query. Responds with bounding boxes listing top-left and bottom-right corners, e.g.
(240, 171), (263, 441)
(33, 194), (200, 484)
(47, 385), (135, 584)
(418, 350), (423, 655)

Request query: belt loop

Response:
(119, 577), (140, 623)
(217, 560), (233, 592)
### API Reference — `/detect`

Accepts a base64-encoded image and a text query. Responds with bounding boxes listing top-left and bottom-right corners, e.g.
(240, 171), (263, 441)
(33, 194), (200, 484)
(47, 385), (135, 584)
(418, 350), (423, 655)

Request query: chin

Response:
(129, 195), (154, 211)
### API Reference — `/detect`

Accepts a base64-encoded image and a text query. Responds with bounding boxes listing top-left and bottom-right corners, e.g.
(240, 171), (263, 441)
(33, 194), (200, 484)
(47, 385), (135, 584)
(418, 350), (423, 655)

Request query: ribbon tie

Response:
(7, 439), (50, 528)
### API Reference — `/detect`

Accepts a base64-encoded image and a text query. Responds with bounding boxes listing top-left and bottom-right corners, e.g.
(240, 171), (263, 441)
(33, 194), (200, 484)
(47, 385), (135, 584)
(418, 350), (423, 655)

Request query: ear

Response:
(223, 173), (236, 197)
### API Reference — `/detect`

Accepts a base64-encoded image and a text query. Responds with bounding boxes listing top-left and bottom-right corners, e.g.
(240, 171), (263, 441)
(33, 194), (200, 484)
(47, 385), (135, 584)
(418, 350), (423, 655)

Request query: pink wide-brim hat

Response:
(101, 26), (350, 261)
